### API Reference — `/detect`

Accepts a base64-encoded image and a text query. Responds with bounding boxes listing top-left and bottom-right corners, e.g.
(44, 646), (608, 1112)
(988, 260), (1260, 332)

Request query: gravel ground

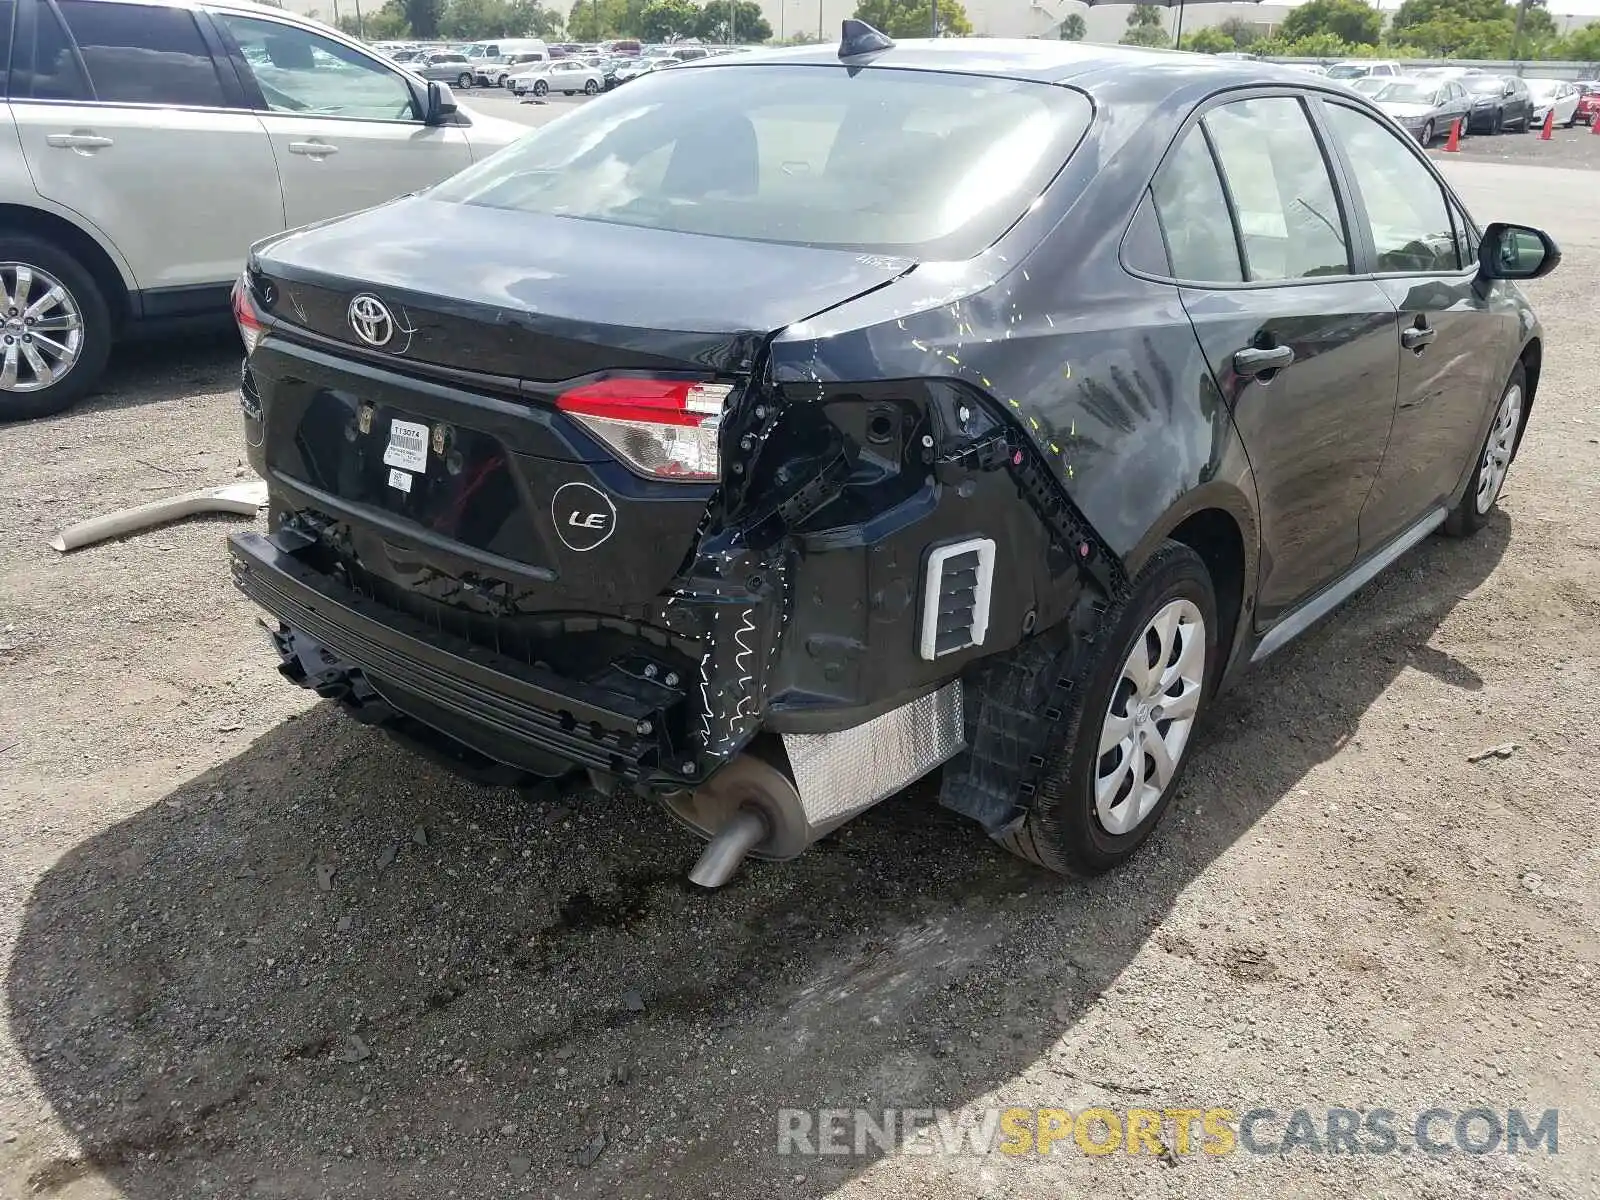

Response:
(1, 153), (1598, 1200)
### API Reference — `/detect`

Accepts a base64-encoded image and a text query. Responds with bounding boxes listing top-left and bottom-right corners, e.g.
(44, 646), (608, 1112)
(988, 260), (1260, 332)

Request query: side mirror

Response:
(425, 80), (458, 125)
(1478, 222), (1560, 281)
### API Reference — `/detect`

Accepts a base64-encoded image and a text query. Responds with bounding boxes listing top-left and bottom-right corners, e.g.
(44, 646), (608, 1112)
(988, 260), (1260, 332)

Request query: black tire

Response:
(1492, 108), (1504, 134)
(996, 541), (1219, 877)
(1421, 120), (1435, 145)
(533, 79), (548, 96)
(456, 72), (473, 88)
(0, 235), (113, 422)
(1445, 363), (1526, 538)
(584, 78), (599, 95)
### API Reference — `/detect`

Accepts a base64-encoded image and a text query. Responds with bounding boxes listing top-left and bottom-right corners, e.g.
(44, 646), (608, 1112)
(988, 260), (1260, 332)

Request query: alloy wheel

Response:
(0, 262), (83, 394)
(1475, 383), (1522, 514)
(1093, 598), (1205, 836)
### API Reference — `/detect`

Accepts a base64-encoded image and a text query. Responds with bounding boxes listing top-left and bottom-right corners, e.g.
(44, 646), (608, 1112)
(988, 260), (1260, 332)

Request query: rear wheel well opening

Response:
(1167, 509), (1245, 675)
(0, 205), (132, 331)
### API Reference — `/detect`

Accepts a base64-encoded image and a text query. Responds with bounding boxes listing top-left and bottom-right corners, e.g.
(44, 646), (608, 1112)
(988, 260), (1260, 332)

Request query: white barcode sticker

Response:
(387, 467), (413, 493)
(383, 418), (429, 472)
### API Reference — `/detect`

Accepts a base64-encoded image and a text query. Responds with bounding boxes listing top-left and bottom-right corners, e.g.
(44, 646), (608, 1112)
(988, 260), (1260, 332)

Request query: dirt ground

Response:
(2, 154), (1599, 1200)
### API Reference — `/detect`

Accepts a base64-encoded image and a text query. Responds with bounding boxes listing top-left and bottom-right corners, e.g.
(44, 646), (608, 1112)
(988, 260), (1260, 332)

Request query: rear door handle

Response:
(1233, 345), (1296, 377)
(1401, 325), (1437, 352)
(45, 133), (114, 151)
(288, 140), (338, 158)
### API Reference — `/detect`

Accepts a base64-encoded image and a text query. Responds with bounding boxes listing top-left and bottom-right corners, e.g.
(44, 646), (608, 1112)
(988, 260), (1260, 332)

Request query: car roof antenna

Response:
(838, 18), (894, 61)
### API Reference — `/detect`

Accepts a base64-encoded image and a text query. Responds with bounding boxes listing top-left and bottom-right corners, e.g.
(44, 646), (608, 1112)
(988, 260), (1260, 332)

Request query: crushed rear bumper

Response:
(229, 529), (688, 783)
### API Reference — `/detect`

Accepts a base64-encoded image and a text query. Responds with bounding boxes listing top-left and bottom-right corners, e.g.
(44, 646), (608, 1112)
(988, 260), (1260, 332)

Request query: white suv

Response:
(0, 0), (527, 418)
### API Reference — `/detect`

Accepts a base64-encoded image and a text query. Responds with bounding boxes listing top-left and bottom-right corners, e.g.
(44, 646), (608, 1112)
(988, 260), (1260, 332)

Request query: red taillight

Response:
(232, 275), (264, 357)
(556, 378), (730, 481)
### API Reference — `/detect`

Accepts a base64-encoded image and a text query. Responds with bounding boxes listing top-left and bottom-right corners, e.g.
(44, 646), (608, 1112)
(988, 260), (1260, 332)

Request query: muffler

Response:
(666, 753), (811, 889)
(667, 680), (968, 888)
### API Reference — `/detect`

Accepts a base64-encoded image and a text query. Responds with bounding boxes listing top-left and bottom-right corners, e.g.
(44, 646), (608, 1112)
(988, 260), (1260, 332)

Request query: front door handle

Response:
(1233, 345), (1296, 377)
(288, 140), (338, 158)
(1401, 324), (1437, 352)
(45, 133), (114, 152)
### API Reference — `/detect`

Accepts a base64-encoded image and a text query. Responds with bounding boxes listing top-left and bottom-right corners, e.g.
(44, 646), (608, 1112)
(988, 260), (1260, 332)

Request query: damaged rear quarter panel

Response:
(761, 75), (1260, 656)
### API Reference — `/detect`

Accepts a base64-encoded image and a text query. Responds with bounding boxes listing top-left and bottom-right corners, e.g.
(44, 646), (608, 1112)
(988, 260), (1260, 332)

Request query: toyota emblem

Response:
(347, 294), (394, 348)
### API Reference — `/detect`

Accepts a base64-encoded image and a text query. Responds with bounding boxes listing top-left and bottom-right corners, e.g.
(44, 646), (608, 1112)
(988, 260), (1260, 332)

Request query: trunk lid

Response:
(250, 195), (915, 378)
(245, 198), (915, 614)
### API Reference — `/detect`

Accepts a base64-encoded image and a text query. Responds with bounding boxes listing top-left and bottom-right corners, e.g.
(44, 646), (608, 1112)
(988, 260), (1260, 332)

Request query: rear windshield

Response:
(428, 63), (1092, 259)
(1466, 76), (1505, 94)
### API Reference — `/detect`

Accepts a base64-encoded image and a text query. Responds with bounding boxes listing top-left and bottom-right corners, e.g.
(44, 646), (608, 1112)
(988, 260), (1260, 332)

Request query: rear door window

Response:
(1150, 126), (1242, 282)
(54, 0), (228, 107)
(1203, 96), (1350, 281)
(428, 64), (1092, 258)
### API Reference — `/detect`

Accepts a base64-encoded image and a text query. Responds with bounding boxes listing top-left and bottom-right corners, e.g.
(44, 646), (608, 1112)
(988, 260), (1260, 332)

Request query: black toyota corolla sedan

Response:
(228, 26), (1557, 887)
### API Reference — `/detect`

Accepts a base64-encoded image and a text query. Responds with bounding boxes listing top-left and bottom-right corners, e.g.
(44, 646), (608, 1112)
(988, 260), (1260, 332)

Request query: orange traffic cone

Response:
(1443, 119), (1461, 152)
(1540, 108), (1555, 139)
(1592, 111), (1600, 135)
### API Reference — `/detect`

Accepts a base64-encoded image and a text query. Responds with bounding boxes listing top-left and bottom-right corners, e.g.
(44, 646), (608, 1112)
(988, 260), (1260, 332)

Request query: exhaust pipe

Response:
(664, 752), (810, 889)
(687, 808), (769, 889)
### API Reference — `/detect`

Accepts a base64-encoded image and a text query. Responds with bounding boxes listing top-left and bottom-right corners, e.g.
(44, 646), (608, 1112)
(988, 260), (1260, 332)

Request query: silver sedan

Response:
(510, 60), (604, 97)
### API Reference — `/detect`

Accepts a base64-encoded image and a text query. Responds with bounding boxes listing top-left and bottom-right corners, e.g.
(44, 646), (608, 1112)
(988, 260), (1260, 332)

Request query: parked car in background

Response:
(1370, 77), (1472, 145)
(613, 57), (671, 85)
(1526, 78), (1580, 127)
(461, 37), (549, 76)
(0, 0), (526, 419)
(415, 51), (477, 88)
(1462, 74), (1534, 133)
(1326, 60), (1401, 82)
(229, 35), (1555, 887)
(478, 52), (548, 87)
(1348, 77), (1388, 96)
(509, 59), (605, 96)
(1577, 82), (1600, 125)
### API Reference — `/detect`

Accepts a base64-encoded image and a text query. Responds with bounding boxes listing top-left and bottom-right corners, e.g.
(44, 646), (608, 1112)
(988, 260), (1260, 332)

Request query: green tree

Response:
(405, 0), (443, 35)
(1058, 11), (1086, 39)
(567, 0), (629, 37)
(1181, 25), (1235, 52)
(1176, 26), (1223, 51)
(1214, 15), (1259, 47)
(697, 0), (770, 40)
(359, 0), (413, 35)
(1287, 31), (1357, 55)
(1386, 0), (1564, 56)
(850, 0), (971, 38)
(1280, 0), (1381, 46)
(506, 0), (562, 35)
(639, 0), (700, 37)
(1561, 19), (1600, 60)
(1120, 3), (1168, 45)
(441, 0), (506, 38)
